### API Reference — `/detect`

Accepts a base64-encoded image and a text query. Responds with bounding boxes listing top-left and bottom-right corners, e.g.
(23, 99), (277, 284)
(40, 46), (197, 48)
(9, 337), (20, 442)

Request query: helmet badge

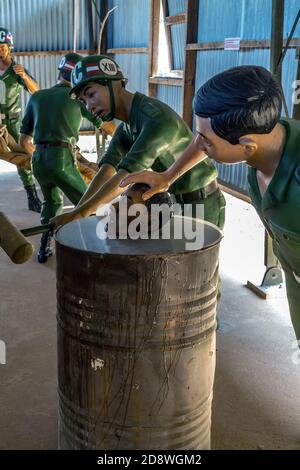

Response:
(99, 58), (118, 75)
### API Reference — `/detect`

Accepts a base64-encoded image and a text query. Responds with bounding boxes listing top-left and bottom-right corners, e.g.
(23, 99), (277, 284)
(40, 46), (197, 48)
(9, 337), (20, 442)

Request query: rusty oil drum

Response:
(55, 215), (222, 450)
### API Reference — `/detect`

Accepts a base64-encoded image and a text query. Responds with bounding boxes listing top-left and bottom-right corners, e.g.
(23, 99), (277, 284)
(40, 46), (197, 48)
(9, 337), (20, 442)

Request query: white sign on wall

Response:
(224, 37), (241, 50)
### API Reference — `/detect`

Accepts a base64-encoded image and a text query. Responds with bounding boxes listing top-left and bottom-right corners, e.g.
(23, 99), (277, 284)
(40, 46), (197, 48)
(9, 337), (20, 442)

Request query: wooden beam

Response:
(73, 0), (78, 52)
(86, 0), (94, 54)
(270, 0), (284, 82)
(14, 49), (91, 57)
(106, 47), (149, 54)
(182, 0), (199, 127)
(79, 130), (96, 135)
(218, 182), (251, 204)
(148, 0), (160, 97)
(165, 13), (186, 26)
(149, 77), (183, 86)
(186, 38), (300, 51)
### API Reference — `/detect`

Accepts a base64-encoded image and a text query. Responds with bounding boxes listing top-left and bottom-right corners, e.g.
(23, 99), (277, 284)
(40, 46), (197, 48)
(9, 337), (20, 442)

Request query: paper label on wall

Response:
(224, 37), (241, 50)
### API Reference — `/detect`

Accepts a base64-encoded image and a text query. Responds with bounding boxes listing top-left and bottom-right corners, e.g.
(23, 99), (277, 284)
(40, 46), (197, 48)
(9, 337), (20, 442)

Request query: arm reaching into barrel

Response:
(51, 168), (129, 227)
(119, 136), (207, 200)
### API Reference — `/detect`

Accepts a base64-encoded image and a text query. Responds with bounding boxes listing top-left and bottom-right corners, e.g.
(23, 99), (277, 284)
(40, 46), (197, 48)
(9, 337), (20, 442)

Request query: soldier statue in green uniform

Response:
(51, 54), (225, 229)
(121, 65), (300, 343)
(20, 53), (102, 263)
(0, 27), (41, 212)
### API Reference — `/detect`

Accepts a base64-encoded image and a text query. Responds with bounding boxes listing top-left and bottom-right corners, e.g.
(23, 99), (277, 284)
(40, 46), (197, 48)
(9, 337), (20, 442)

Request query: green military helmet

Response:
(0, 28), (14, 48)
(70, 55), (127, 121)
(58, 52), (82, 81)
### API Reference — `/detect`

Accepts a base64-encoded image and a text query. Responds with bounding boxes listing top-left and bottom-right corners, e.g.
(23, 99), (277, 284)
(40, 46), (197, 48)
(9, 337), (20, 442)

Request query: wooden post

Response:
(293, 47), (300, 120)
(86, 0), (95, 54)
(73, 0), (78, 52)
(270, 0), (284, 83)
(148, 0), (160, 97)
(182, 0), (200, 128)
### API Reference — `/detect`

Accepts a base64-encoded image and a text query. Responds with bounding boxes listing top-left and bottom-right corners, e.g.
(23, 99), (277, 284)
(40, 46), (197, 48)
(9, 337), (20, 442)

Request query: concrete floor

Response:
(0, 157), (300, 450)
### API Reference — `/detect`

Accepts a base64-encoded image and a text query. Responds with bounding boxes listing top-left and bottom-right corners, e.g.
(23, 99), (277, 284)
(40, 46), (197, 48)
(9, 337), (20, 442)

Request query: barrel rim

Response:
(54, 215), (223, 257)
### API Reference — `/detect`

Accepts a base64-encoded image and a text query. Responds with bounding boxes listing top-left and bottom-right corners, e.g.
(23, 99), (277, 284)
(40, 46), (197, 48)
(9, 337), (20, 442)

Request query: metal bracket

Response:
(246, 266), (284, 299)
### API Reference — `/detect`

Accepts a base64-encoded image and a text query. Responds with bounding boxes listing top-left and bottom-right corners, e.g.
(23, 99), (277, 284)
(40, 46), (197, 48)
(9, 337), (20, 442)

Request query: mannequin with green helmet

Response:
(70, 54), (127, 121)
(51, 54), (225, 230)
(57, 52), (83, 82)
(20, 53), (104, 263)
(0, 27), (41, 212)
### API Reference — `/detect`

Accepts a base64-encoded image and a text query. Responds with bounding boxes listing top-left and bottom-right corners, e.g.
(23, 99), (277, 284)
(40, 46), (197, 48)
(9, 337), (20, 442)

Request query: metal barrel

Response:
(55, 215), (222, 450)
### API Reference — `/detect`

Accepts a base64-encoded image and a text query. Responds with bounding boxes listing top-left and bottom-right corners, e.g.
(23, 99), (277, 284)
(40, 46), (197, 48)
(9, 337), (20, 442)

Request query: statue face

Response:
(0, 44), (11, 64)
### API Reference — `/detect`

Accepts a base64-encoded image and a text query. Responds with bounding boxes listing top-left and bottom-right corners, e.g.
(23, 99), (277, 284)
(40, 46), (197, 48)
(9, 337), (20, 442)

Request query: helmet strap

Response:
(102, 80), (115, 122)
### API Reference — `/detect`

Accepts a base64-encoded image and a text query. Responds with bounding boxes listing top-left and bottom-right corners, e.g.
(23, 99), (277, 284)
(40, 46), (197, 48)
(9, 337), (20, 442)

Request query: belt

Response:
(176, 179), (219, 203)
(35, 141), (71, 150)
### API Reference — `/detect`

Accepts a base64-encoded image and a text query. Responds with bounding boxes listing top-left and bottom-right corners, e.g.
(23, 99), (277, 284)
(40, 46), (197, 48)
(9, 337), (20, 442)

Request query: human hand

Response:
(13, 64), (26, 78)
(119, 171), (170, 201)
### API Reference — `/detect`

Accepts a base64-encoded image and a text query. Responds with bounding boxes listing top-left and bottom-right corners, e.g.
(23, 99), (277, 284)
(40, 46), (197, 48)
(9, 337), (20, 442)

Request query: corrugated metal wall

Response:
(1, 0), (102, 130)
(106, 0), (150, 97)
(2, 1), (299, 157)
(156, 84), (182, 115)
(193, 0), (300, 193)
(167, 0), (186, 16)
(0, 0), (101, 51)
(107, 0), (150, 48)
(170, 22), (185, 70)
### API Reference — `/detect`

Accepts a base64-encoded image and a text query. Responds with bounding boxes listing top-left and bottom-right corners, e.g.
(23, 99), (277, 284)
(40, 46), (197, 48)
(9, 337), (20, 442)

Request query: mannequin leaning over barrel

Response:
(51, 55), (225, 230)
(121, 65), (300, 344)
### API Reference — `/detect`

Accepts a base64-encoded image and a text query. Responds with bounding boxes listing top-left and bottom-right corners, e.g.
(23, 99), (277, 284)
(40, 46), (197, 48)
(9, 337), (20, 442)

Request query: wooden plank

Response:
(182, 0), (199, 127)
(106, 47), (149, 54)
(165, 13), (186, 26)
(149, 77), (183, 86)
(86, 0), (94, 54)
(186, 38), (300, 51)
(14, 49), (91, 57)
(148, 0), (160, 97)
(79, 130), (96, 135)
(218, 182), (251, 204)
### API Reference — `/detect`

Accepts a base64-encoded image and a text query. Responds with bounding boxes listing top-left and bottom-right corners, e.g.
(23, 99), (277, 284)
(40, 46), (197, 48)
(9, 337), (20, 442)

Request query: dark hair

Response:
(58, 70), (71, 82)
(193, 66), (282, 144)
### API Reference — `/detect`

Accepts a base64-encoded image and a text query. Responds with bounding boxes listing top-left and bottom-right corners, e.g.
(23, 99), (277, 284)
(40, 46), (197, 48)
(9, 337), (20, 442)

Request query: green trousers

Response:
(7, 120), (34, 187)
(284, 271), (300, 341)
(32, 147), (87, 224)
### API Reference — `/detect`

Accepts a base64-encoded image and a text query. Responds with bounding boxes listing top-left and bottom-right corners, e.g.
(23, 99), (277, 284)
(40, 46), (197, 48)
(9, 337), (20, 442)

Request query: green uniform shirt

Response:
(248, 118), (300, 275)
(0, 61), (33, 119)
(20, 83), (102, 145)
(100, 92), (217, 194)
